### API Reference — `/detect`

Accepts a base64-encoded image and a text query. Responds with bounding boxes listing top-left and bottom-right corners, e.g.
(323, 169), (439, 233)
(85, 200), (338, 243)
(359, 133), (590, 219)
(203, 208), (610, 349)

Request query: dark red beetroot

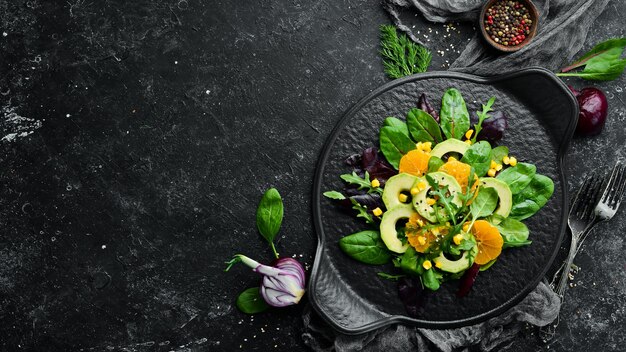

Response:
(457, 263), (481, 297)
(569, 87), (608, 136)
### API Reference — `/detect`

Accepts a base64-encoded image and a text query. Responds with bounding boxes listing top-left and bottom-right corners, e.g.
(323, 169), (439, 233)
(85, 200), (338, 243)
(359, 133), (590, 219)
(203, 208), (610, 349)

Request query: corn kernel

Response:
(487, 168), (497, 177)
(503, 155), (510, 165)
(465, 129), (474, 139)
(453, 234), (464, 245)
(463, 224), (470, 232)
(372, 207), (383, 216)
(422, 260), (432, 270)
(490, 160), (498, 169)
(399, 193), (408, 203)
(410, 187), (419, 195)
(464, 139), (472, 145)
(371, 179), (380, 188)
(417, 219), (424, 227)
(509, 157), (518, 166)
(417, 180), (428, 191)
(448, 156), (457, 162)
(418, 236), (427, 245)
(422, 141), (432, 152)
(435, 260), (443, 269)
(426, 198), (436, 206)
(495, 164), (503, 171)
(416, 142), (423, 150)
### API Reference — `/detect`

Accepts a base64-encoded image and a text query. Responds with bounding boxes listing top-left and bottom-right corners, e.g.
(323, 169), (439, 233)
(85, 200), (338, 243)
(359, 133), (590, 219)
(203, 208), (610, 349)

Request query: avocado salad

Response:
(323, 88), (554, 296)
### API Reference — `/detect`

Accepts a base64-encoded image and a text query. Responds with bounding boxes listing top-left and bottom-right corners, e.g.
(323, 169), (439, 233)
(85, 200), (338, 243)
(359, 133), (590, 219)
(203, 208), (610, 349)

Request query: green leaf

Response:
(236, 287), (270, 314)
(471, 97), (496, 143)
(440, 88), (470, 140)
(496, 163), (536, 194)
(340, 171), (383, 194)
(399, 246), (423, 276)
(490, 146), (509, 164)
(427, 156), (445, 173)
(256, 188), (283, 258)
(510, 174), (554, 220)
(339, 230), (392, 265)
(421, 268), (440, 291)
(406, 108), (443, 143)
(558, 38), (626, 81)
(461, 141), (492, 177)
(377, 272), (406, 281)
(470, 187), (498, 219)
(380, 25), (432, 79)
(383, 117), (409, 136)
(494, 217), (532, 248)
(350, 198), (375, 224)
(323, 191), (346, 200)
(479, 259), (497, 271)
(380, 125), (416, 169)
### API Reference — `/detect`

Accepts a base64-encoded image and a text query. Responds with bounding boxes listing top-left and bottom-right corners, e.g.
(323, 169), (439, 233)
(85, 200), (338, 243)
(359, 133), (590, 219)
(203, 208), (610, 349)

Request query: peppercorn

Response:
(484, 0), (532, 47)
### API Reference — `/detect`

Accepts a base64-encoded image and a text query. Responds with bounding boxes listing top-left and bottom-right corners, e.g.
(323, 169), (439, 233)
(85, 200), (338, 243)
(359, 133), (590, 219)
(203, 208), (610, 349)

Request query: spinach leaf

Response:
(399, 246), (423, 276)
(440, 88), (470, 139)
(510, 174), (554, 220)
(496, 163), (536, 194)
(406, 108), (443, 143)
(461, 141), (492, 177)
(479, 259), (496, 271)
(380, 125), (416, 169)
(422, 268), (440, 291)
(339, 230), (392, 265)
(428, 156), (445, 173)
(495, 217), (532, 248)
(236, 287), (270, 314)
(377, 272), (406, 281)
(490, 146), (509, 164)
(557, 38), (626, 81)
(383, 117), (409, 136)
(256, 188), (283, 258)
(323, 191), (346, 200)
(470, 187), (498, 219)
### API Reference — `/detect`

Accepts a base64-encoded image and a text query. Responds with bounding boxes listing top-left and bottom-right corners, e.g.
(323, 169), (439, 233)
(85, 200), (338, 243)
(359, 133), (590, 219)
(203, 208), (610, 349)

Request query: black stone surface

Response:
(0, 1), (624, 351)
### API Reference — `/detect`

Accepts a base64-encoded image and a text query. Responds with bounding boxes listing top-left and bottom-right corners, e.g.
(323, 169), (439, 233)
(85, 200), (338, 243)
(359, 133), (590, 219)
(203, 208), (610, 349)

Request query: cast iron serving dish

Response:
(309, 67), (578, 333)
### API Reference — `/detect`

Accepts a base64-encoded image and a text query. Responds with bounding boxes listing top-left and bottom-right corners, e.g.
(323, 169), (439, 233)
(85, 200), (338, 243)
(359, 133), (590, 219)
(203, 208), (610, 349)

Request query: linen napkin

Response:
(303, 0), (610, 350)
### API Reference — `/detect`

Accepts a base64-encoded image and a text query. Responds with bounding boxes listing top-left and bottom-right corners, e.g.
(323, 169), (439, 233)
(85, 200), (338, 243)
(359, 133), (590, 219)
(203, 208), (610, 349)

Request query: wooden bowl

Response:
(479, 0), (539, 53)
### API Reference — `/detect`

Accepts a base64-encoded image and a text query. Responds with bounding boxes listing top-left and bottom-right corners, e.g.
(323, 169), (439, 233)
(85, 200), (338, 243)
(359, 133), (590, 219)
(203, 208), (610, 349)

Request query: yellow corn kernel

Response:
(495, 164), (503, 171)
(490, 160), (498, 169)
(448, 156), (457, 162)
(399, 193), (408, 203)
(422, 260), (432, 270)
(465, 129), (474, 139)
(416, 142), (423, 150)
(445, 222), (451, 227)
(487, 168), (497, 177)
(417, 180), (428, 191)
(418, 236), (427, 245)
(422, 141), (432, 152)
(503, 155), (511, 165)
(435, 260), (443, 269)
(410, 187), (419, 195)
(462, 224), (470, 232)
(417, 219), (424, 227)
(371, 178), (380, 188)
(426, 198), (436, 206)
(372, 207), (383, 217)
(464, 139), (472, 145)
(509, 157), (518, 166)
(453, 234), (464, 245)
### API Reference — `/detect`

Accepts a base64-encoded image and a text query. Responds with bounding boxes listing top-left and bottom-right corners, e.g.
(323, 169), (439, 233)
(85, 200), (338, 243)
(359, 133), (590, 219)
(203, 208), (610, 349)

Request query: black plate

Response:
(309, 68), (578, 333)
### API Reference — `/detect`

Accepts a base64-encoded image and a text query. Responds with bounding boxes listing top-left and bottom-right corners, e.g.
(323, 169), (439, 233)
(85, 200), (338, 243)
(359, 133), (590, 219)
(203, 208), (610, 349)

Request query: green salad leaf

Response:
(471, 97), (496, 143)
(323, 191), (346, 200)
(557, 38), (626, 81)
(406, 108), (443, 144)
(461, 141), (492, 177)
(256, 188), (284, 258)
(399, 246), (423, 276)
(339, 230), (392, 265)
(495, 217), (532, 248)
(440, 88), (470, 140)
(340, 171), (383, 194)
(427, 156), (445, 173)
(383, 117), (409, 136)
(350, 198), (375, 224)
(510, 174), (554, 220)
(470, 187), (498, 219)
(380, 125), (416, 169)
(377, 272), (406, 281)
(496, 162), (536, 194)
(236, 287), (270, 314)
(490, 146), (509, 164)
(422, 268), (441, 291)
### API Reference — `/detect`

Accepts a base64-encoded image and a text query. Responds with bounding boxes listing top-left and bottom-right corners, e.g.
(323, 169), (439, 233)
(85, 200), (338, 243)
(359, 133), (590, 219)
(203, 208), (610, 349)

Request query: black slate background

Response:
(0, 1), (624, 351)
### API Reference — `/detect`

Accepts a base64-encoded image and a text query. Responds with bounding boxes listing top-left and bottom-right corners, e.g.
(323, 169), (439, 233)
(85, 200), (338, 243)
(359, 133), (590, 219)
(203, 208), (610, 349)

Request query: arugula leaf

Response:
(461, 141), (492, 177)
(339, 230), (392, 265)
(496, 163), (536, 194)
(470, 187), (498, 219)
(406, 108), (443, 144)
(425, 174), (460, 225)
(557, 38), (626, 81)
(340, 171), (383, 194)
(510, 174), (554, 220)
(236, 287), (270, 314)
(323, 191), (346, 200)
(350, 198), (375, 224)
(427, 156), (445, 173)
(380, 125), (416, 169)
(377, 272), (406, 281)
(490, 146), (509, 164)
(399, 246), (423, 276)
(440, 88), (470, 139)
(383, 117), (409, 136)
(256, 188), (283, 258)
(421, 268), (441, 291)
(494, 217), (532, 248)
(471, 97), (496, 143)
(379, 25), (432, 79)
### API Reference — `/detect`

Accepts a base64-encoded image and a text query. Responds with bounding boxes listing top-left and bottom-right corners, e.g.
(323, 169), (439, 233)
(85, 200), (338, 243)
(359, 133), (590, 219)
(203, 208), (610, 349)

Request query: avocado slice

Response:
(430, 138), (470, 159)
(382, 173), (418, 210)
(380, 205), (415, 253)
(435, 244), (478, 273)
(412, 172), (463, 223)
(479, 177), (512, 221)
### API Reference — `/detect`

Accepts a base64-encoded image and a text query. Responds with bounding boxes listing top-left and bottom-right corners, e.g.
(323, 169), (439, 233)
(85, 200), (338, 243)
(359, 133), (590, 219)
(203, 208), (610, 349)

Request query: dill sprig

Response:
(380, 25), (432, 79)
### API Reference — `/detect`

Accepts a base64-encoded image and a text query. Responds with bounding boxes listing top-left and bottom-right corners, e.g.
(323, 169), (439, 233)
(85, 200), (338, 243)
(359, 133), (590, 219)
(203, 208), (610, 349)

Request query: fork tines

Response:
(598, 162), (626, 209)
(571, 173), (603, 220)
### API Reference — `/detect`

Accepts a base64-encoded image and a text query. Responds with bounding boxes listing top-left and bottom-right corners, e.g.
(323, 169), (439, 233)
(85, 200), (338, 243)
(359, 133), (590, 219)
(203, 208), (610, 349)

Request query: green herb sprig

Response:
(471, 97), (496, 143)
(380, 25), (432, 79)
(340, 171), (383, 194)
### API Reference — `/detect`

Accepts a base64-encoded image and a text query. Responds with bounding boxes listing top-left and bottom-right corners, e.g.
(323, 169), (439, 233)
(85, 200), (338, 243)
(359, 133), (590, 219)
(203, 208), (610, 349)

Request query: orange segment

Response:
(438, 159), (479, 195)
(406, 213), (447, 253)
(470, 220), (503, 265)
(399, 149), (430, 177)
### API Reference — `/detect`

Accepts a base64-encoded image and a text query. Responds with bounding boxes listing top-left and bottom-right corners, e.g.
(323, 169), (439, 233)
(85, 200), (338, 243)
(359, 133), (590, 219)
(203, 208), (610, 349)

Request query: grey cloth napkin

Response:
(303, 0), (611, 350)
